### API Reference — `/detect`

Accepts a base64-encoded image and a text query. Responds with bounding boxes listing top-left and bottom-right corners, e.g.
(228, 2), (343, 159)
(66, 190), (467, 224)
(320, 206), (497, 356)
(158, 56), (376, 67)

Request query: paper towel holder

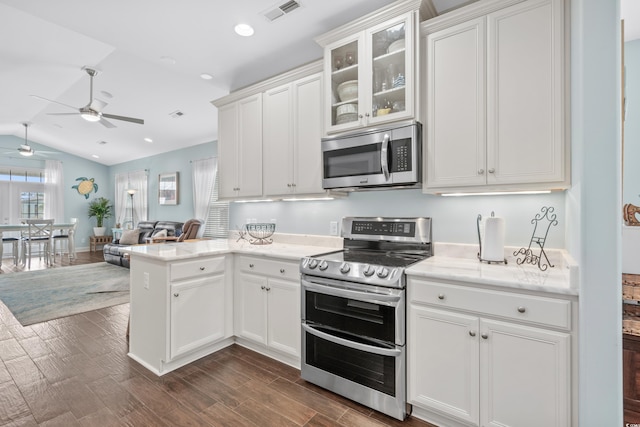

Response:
(477, 212), (507, 265)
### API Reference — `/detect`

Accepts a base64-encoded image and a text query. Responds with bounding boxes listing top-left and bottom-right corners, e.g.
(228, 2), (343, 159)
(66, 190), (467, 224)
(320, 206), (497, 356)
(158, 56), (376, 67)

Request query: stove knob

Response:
(308, 259), (319, 269)
(376, 267), (390, 278)
(339, 262), (351, 274)
(318, 260), (329, 271)
(363, 264), (375, 277)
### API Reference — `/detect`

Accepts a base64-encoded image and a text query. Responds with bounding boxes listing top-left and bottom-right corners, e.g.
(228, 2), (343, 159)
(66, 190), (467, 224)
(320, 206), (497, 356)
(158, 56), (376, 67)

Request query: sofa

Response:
(103, 220), (183, 268)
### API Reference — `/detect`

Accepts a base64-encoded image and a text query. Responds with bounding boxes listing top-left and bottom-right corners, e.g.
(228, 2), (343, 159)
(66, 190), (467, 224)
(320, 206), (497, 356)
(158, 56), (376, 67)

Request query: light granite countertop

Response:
(125, 236), (578, 296)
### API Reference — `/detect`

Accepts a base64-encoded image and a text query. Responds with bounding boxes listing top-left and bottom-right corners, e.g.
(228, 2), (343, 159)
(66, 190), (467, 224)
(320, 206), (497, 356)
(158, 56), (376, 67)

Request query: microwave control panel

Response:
(391, 139), (412, 172)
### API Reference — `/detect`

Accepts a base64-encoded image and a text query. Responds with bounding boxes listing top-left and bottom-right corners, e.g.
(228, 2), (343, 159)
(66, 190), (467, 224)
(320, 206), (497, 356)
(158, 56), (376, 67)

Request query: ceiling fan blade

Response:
(90, 98), (107, 111)
(99, 118), (117, 128)
(47, 112), (81, 116)
(102, 113), (144, 125)
(30, 95), (78, 111)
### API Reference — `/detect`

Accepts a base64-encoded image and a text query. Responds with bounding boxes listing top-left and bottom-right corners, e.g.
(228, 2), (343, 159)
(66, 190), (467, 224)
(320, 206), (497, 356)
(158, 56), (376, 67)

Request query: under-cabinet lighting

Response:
(440, 190), (553, 197)
(234, 199), (275, 203)
(282, 197), (335, 202)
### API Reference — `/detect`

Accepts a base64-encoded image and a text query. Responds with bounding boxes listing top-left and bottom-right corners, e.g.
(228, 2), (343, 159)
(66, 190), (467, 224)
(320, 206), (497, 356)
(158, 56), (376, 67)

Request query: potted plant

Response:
(88, 197), (113, 236)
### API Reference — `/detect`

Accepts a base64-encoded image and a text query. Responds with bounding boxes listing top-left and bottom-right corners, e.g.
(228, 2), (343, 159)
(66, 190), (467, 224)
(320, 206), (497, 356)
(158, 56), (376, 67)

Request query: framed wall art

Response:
(158, 172), (178, 205)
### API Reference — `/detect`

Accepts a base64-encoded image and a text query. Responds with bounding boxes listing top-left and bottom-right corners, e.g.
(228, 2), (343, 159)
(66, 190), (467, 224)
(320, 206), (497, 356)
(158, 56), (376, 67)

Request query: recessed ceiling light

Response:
(200, 73), (213, 80)
(92, 154), (100, 159)
(234, 23), (254, 37)
(160, 55), (177, 64)
(144, 137), (153, 143)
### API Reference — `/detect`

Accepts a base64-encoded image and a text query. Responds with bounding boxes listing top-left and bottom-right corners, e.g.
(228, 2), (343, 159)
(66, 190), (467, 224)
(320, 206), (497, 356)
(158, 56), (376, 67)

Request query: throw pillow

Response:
(119, 229), (141, 245)
(152, 229), (168, 238)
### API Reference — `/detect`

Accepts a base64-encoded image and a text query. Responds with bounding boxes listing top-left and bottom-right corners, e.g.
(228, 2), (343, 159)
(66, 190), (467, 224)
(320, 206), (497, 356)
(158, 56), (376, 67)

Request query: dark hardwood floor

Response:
(0, 252), (436, 427)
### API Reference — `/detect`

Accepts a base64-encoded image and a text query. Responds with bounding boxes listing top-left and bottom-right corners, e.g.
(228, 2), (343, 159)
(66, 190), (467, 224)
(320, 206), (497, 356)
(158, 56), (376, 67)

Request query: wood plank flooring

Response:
(0, 252), (437, 427)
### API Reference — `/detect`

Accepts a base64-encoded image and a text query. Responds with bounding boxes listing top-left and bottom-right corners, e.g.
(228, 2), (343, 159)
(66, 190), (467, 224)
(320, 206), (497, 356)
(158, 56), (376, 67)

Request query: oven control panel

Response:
(342, 217), (431, 243)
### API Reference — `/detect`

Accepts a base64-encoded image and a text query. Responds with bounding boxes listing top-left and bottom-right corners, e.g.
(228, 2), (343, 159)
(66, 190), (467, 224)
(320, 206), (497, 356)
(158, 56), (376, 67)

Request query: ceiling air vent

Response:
(262, 0), (300, 22)
(169, 110), (185, 119)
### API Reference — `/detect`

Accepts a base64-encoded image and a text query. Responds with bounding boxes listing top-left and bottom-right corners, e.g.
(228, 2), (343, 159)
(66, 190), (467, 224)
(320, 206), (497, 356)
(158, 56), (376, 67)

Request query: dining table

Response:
(0, 222), (77, 266)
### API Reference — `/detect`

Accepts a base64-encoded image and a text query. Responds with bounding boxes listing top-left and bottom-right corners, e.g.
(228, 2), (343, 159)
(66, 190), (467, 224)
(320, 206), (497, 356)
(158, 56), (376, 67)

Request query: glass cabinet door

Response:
(369, 20), (408, 122)
(329, 37), (361, 130)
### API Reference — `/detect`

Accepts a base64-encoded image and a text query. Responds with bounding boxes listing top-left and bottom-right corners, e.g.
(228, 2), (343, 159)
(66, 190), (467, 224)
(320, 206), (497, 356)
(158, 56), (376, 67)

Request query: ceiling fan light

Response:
(81, 111), (101, 122)
(20, 149), (33, 157)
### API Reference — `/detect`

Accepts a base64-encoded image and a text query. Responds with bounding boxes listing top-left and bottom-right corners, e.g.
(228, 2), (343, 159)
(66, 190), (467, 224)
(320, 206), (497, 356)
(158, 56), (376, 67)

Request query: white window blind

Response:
(203, 174), (229, 238)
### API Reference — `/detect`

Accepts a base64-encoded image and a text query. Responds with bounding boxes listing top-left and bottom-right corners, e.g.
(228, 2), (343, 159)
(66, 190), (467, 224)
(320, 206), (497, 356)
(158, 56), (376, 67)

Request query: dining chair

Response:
(53, 218), (78, 261)
(21, 219), (55, 269)
(1, 236), (20, 272)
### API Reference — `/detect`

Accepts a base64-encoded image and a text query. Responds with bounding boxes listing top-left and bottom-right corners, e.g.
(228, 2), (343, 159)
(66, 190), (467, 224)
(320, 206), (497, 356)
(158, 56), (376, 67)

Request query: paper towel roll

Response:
(480, 216), (505, 262)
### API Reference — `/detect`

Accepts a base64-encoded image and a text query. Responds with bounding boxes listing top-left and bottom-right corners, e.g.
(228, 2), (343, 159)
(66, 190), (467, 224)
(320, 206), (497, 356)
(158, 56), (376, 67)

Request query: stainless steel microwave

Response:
(322, 121), (422, 191)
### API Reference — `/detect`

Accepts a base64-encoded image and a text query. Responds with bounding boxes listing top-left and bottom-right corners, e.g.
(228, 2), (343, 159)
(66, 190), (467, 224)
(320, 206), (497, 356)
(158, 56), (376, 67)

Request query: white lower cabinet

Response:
(235, 255), (301, 366)
(408, 277), (572, 427)
(128, 255), (233, 375)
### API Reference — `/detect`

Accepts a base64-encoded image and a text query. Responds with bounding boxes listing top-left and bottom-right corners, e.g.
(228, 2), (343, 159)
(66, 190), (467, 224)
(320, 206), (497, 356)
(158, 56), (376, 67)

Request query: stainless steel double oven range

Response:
(300, 217), (432, 420)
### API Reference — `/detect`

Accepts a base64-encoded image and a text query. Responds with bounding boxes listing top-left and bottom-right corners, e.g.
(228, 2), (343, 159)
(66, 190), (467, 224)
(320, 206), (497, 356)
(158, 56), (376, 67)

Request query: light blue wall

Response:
(624, 39), (640, 205)
(107, 141), (216, 222)
(1, 134), (110, 248)
(231, 190), (566, 248)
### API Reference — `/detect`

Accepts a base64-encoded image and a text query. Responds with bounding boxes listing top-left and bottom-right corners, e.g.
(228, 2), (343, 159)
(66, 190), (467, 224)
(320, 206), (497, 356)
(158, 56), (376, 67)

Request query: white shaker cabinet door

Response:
(236, 273), (268, 345)
(409, 305), (480, 425)
(479, 319), (570, 427)
(217, 102), (240, 199)
(486, 0), (565, 185)
(237, 94), (263, 198)
(263, 84), (294, 196)
(426, 18), (486, 188)
(266, 277), (301, 358)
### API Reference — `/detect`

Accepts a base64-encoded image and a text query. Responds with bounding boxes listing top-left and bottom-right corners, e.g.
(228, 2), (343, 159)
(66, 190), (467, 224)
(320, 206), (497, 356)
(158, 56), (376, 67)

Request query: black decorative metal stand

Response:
(513, 206), (558, 271)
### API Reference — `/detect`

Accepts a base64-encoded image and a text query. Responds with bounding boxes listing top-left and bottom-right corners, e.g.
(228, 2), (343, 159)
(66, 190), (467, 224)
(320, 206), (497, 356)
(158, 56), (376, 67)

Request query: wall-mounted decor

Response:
(158, 172), (178, 205)
(72, 177), (98, 199)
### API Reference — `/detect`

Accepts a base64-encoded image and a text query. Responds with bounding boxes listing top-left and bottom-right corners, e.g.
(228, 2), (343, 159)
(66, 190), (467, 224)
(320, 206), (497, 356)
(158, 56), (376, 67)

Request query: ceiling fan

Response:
(32, 67), (144, 128)
(0, 123), (58, 158)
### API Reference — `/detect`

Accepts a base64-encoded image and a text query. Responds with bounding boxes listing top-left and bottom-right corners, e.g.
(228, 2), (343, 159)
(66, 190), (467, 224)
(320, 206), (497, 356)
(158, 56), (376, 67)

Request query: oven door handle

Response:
(302, 323), (401, 357)
(302, 279), (401, 305)
(381, 133), (390, 181)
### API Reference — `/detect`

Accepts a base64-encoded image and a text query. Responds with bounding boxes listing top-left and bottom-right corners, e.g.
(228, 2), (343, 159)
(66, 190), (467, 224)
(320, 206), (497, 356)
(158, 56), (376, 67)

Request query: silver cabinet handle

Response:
(481, 333), (489, 339)
(488, 168), (495, 173)
(438, 293), (445, 300)
(199, 266), (205, 271)
(280, 268), (285, 274)
(381, 133), (390, 181)
(173, 293), (179, 297)
(517, 306), (526, 313)
(478, 169), (485, 175)
(469, 331), (476, 337)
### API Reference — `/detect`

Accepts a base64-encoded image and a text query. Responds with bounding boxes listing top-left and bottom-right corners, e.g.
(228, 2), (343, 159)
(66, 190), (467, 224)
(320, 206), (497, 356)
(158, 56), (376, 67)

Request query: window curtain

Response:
(192, 157), (216, 238)
(115, 170), (148, 228)
(44, 160), (64, 221)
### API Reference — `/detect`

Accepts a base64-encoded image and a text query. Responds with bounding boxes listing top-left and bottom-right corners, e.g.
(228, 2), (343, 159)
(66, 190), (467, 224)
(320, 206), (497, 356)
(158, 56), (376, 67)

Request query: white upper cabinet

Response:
(316, 1), (421, 134)
(423, 0), (568, 193)
(263, 73), (326, 197)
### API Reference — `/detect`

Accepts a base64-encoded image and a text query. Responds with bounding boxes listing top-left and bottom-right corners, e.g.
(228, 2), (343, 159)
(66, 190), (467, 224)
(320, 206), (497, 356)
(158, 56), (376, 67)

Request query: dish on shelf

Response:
(337, 80), (358, 102)
(387, 39), (405, 54)
(336, 103), (358, 116)
(336, 113), (358, 125)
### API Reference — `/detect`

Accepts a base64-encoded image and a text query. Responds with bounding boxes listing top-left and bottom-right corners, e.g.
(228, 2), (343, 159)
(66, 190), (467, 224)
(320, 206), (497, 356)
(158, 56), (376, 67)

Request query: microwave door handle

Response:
(302, 323), (401, 357)
(381, 133), (390, 181)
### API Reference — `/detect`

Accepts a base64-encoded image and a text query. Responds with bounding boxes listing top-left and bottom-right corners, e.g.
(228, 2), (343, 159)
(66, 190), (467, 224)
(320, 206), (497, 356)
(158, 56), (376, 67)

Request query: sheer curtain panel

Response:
(44, 160), (64, 221)
(192, 157), (216, 237)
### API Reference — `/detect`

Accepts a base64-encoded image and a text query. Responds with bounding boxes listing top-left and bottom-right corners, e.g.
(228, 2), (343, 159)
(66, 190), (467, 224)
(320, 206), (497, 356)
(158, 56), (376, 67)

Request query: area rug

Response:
(0, 262), (129, 326)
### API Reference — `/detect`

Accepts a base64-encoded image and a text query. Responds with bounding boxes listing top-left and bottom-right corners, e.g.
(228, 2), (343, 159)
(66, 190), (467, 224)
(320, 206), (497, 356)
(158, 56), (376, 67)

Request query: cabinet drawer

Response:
(171, 256), (225, 281)
(238, 256), (299, 281)
(409, 279), (571, 330)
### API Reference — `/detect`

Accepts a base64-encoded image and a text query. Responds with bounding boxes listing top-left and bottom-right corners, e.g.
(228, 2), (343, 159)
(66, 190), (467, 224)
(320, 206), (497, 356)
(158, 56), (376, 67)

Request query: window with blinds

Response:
(203, 174), (229, 238)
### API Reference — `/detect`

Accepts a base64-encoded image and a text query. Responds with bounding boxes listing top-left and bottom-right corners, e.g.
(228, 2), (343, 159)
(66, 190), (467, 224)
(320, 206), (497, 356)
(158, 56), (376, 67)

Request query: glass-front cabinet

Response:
(323, 11), (416, 134)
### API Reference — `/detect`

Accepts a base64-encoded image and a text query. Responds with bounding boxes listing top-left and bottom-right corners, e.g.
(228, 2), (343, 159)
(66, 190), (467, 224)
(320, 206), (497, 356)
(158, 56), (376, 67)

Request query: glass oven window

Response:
(324, 143), (382, 178)
(306, 332), (396, 396)
(305, 291), (395, 343)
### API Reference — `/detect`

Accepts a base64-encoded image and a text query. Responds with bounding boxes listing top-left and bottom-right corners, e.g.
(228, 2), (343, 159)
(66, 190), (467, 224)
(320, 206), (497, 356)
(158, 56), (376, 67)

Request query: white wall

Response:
(569, 0), (622, 425)
(624, 39), (640, 205)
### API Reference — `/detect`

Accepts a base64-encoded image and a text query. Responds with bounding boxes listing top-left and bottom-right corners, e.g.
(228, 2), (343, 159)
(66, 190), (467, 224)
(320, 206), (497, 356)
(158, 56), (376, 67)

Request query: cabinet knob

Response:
(488, 168), (495, 174)
(199, 266), (205, 271)
(249, 263), (254, 268)
(266, 287), (271, 291)
(280, 268), (285, 274)
(261, 285), (266, 290)
(291, 183), (296, 187)
(365, 113), (370, 117)
(173, 293), (179, 297)
(517, 306), (526, 313)
(469, 330), (476, 337)
(481, 333), (489, 340)
(478, 169), (485, 175)
(359, 114), (364, 119)
(438, 293), (445, 300)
